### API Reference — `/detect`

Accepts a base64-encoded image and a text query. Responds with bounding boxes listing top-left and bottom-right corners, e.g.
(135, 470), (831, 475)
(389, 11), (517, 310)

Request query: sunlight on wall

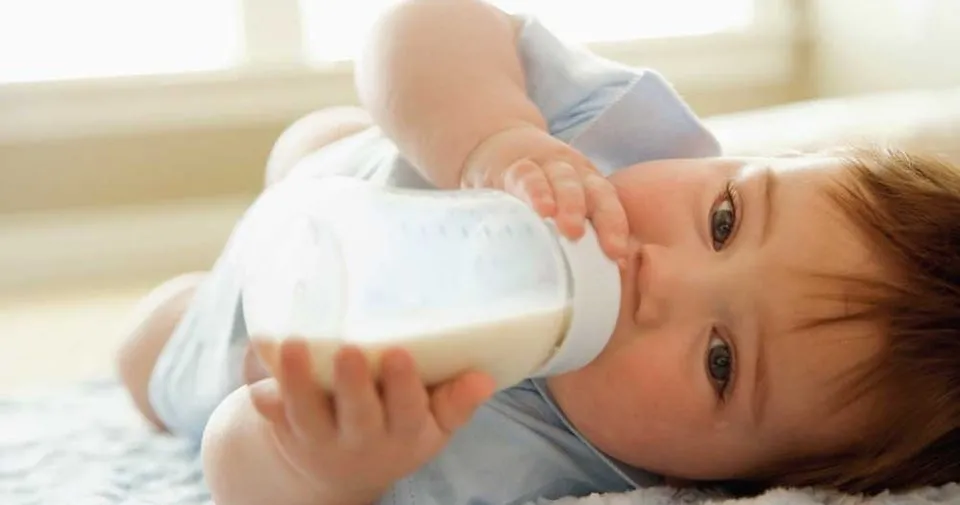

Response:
(0, 0), (242, 83)
(301, 0), (755, 62)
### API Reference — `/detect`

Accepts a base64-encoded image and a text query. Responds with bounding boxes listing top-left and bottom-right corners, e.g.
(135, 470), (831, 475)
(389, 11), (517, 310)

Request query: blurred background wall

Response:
(812, 0), (960, 97)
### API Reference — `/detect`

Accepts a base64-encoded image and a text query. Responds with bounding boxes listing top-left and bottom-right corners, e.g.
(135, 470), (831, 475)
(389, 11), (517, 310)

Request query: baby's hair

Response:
(728, 146), (960, 496)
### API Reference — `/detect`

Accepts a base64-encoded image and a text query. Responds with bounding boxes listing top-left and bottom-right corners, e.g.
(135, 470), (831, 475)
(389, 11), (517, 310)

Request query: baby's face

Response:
(547, 154), (885, 481)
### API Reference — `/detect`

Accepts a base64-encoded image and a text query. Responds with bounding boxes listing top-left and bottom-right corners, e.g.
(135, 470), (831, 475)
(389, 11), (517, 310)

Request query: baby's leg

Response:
(116, 272), (274, 432)
(116, 273), (205, 430)
(115, 106), (372, 434)
(264, 106), (373, 186)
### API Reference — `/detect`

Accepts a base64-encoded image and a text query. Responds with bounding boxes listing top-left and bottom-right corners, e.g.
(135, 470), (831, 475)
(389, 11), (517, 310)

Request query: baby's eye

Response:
(706, 332), (733, 399)
(710, 184), (738, 250)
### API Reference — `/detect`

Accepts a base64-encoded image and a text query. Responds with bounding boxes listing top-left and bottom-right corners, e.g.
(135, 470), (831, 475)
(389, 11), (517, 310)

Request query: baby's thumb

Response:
(430, 372), (497, 434)
(243, 343), (272, 385)
(248, 378), (284, 423)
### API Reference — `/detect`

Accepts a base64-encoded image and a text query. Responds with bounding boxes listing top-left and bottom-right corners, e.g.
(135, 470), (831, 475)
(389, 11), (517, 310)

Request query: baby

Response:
(116, 1), (960, 504)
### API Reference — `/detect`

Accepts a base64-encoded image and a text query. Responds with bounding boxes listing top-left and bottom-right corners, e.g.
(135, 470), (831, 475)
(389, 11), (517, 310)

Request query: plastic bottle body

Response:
(237, 176), (618, 389)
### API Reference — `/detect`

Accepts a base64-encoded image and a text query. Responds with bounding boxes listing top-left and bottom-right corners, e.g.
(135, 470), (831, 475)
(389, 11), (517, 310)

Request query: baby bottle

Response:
(237, 176), (621, 390)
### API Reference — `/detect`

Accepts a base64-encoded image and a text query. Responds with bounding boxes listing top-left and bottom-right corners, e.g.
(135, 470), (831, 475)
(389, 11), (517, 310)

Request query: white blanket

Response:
(1, 380), (956, 505)
(533, 485), (960, 505)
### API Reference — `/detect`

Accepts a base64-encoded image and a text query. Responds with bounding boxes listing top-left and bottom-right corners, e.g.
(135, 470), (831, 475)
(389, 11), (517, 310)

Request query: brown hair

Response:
(725, 147), (960, 496)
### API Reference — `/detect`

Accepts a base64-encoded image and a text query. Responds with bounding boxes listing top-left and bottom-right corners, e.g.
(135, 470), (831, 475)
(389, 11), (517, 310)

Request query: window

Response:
(1, 0), (761, 83)
(0, 0), (241, 83)
(0, 0), (795, 143)
(301, 0), (755, 63)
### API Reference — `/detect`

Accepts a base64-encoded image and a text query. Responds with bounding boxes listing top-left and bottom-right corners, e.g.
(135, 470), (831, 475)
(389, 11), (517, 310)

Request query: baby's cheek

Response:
(564, 338), (707, 466)
(607, 340), (689, 414)
(575, 334), (689, 425)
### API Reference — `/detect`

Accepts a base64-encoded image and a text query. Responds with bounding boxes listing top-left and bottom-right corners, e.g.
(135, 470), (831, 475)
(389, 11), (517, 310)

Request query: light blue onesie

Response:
(148, 15), (721, 505)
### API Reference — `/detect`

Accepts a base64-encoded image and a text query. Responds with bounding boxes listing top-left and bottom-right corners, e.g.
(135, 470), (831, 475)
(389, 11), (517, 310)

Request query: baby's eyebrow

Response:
(750, 324), (770, 428)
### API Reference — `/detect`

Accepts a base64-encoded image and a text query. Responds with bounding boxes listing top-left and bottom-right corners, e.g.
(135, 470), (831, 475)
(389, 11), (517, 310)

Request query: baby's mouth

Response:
(621, 248), (642, 326)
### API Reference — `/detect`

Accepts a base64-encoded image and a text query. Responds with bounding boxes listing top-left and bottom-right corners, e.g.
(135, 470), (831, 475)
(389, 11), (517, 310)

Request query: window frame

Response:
(0, 0), (799, 144)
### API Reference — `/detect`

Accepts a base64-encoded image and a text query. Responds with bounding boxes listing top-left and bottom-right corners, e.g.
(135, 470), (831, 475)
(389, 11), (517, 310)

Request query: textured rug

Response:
(1, 380), (956, 505)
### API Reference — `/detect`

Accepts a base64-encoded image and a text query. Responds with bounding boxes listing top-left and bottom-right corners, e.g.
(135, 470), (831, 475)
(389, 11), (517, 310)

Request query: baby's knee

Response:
(265, 106), (373, 186)
(116, 272), (206, 430)
(203, 386), (327, 505)
(202, 386), (251, 464)
(201, 386), (278, 505)
(202, 387), (249, 502)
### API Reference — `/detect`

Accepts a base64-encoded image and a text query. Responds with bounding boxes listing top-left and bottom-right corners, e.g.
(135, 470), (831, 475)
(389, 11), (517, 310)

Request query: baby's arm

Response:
(356, 0), (629, 259)
(355, 0), (542, 189)
(202, 341), (494, 505)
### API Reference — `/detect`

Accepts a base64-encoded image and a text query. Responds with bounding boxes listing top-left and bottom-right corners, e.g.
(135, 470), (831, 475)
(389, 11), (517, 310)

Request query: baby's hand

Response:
(247, 340), (495, 505)
(461, 125), (629, 262)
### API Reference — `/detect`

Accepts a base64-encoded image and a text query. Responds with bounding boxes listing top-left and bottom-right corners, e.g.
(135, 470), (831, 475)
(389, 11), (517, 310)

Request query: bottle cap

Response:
(531, 222), (621, 377)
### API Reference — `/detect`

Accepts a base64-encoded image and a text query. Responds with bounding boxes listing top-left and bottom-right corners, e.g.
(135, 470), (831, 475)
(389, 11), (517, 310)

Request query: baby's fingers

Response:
(430, 372), (496, 435)
(381, 348), (430, 437)
(332, 347), (385, 445)
(583, 174), (630, 261)
(278, 340), (335, 443)
(502, 159), (556, 218)
(544, 161), (587, 239)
